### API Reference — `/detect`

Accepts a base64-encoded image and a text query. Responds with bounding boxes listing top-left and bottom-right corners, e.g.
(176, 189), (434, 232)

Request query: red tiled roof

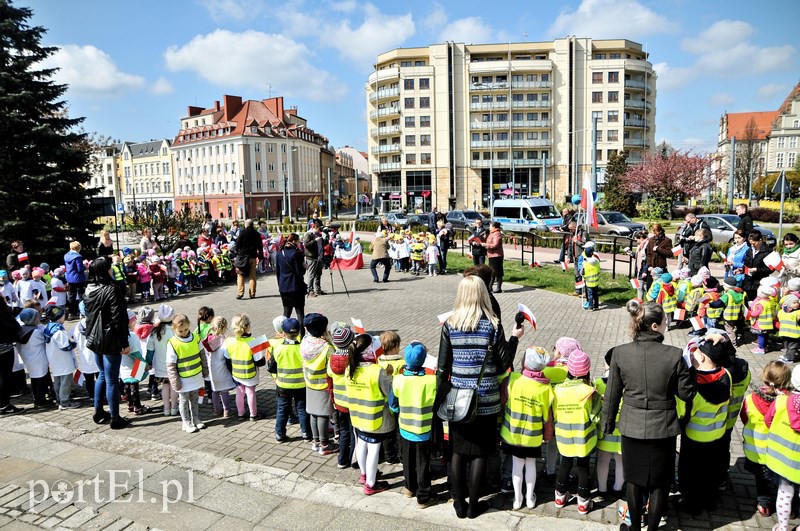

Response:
(726, 111), (778, 141)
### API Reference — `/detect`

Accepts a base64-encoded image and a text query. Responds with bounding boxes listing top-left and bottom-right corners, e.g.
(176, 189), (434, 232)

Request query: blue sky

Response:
(26, 0), (798, 154)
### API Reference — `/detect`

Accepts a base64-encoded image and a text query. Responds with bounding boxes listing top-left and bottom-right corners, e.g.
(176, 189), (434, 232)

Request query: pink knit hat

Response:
(555, 337), (582, 359)
(567, 350), (591, 378)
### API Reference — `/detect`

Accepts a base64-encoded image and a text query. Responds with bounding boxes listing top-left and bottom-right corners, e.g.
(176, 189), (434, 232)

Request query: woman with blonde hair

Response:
(437, 275), (524, 518)
(97, 230), (114, 257)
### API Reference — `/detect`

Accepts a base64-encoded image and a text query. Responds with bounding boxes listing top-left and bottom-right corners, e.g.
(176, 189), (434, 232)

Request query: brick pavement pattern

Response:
(3, 265), (793, 530)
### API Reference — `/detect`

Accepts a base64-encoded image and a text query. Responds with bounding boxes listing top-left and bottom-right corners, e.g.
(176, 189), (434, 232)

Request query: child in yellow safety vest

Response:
(223, 313), (265, 422)
(499, 347), (554, 510)
(329, 323), (356, 469)
(676, 338), (732, 515)
(553, 350), (600, 515)
(268, 317), (310, 442)
(579, 242), (600, 311)
(749, 286), (777, 355)
(201, 316), (236, 419)
(777, 295), (800, 364)
(595, 361), (624, 499)
(378, 331), (403, 465)
(701, 277), (723, 332)
(301, 313), (336, 455)
(713, 277), (747, 347)
(388, 341), (437, 507)
(541, 337), (581, 480)
(655, 273), (677, 328)
(166, 313), (209, 434)
(764, 364), (800, 531)
(739, 361), (791, 516)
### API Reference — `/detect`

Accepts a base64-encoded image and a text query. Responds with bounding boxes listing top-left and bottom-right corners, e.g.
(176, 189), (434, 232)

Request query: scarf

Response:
(784, 242), (800, 255)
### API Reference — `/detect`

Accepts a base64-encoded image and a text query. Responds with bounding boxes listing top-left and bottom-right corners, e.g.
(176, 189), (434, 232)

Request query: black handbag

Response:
(436, 341), (493, 424)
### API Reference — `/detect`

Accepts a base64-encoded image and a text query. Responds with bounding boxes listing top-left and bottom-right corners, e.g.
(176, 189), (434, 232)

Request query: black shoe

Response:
(382, 279), (389, 283)
(373, 279), (379, 283)
(0, 405), (23, 415)
(110, 416), (130, 430)
(467, 500), (490, 519)
(454, 499), (468, 519)
(93, 410), (112, 424)
(235, 294), (243, 300)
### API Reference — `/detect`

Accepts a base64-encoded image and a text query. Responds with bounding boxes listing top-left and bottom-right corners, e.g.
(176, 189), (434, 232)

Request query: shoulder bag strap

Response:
(473, 327), (498, 390)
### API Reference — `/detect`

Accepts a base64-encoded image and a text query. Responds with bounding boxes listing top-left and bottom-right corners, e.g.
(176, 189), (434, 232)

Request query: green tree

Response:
(600, 151), (637, 216)
(126, 203), (205, 252)
(0, 1), (101, 264)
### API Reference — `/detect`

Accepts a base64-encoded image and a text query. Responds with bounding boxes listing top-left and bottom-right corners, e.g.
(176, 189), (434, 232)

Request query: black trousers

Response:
(679, 435), (726, 511)
(31, 374), (53, 405)
(556, 454), (592, 499)
(401, 437), (432, 502)
(488, 256), (504, 288)
(0, 347), (14, 408)
(472, 252), (486, 265)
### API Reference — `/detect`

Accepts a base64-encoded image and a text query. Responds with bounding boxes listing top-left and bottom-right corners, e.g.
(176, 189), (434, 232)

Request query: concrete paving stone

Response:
(99, 488), (223, 530)
(58, 506), (97, 528)
(6, 441), (75, 465)
(257, 498), (340, 530)
(80, 455), (166, 488)
(77, 512), (123, 530)
(43, 448), (115, 476)
(140, 467), (220, 500)
(54, 505), (79, 519)
(16, 513), (42, 524)
(195, 481), (281, 523)
(327, 508), (442, 531)
(38, 516), (62, 529)
(6, 509), (21, 517)
(0, 486), (28, 505)
(96, 516), (133, 531)
(0, 518), (42, 530)
(209, 515), (256, 531)
(0, 459), (46, 485)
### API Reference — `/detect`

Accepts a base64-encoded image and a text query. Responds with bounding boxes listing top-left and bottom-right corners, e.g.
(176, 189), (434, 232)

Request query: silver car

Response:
(697, 214), (777, 247)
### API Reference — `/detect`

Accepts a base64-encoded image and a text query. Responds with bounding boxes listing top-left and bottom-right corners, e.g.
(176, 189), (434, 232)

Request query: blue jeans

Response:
(586, 286), (599, 309)
(275, 392), (309, 439)
(94, 353), (122, 417)
(337, 410), (355, 467)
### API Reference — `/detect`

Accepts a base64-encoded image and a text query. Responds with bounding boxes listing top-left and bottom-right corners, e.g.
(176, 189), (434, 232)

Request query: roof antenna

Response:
(267, 83), (272, 98)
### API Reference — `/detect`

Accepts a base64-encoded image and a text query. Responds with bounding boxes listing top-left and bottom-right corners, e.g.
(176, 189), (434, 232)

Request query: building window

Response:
(415, 60), (425, 66)
(405, 116), (415, 127)
(404, 79), (414, 90)
(592, 72), (602, 84)
(592, 92), (603, 103)
(608, 91), (619, 103)
(608, 71), (619, 83)
(419, 97), (430, 108)
(405, 135), (416, 146)
(269, 163), (275, 171)
(777, 153), (784, 168)
(268, 143), (274, 152)
(789, 153), (797, 168)
(789, 136), (798, 148)
(269, 181), (276, 190)
(420, 134), (431, 146)
(420, 116), (431, 127)
(594, 53), (606, 60)
(794, 120), (799, 128)
(255, 162), (261, 171)
(608, 110), (619, 122)
(421, 153), (431, 164)
(419, 78), (429, 89)
(527, 93), (538, 101)
(527, 132), (539, 140)
(497, 114), (508, 122)
(541, 73), (549, 82)
(592, 111), (602, 122)
(404, 97), (414, 109)
(608, 130), (618, 141)
(595, 130), (602, 142)
(610, 53), (621, 59)
(400, 61), (412, 67)
(406, 154), (416, 165)
(778, 137), (786, 148)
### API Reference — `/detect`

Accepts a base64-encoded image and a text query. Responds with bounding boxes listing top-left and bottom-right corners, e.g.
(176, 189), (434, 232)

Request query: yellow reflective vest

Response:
(726, 369), (751, 430)
(553, 379), (597, 457)
(272, 340), (305, 390)
(721, 290), (745, 322)
(393, 373), (437, 436)
(347, 364), (386, 432)
(660, 284), (678, 314)
(500, 373), (552, 448)
(328, 355), (350, 411)
(303, 344), (332, 391)
(752, 299), (775, 331)
(778, 309), (800, 339)
(742, 394), (769, 464)
(594, 378), (622, 454)
(543, 365), (568, 386)
(677, 373), (730, 442)
(582, 256), (600, 288)
(168, 334), (203, 378)
(378, 356), (403, 373)
(765, 394), (800, 484)
(224, 337), (257, 380)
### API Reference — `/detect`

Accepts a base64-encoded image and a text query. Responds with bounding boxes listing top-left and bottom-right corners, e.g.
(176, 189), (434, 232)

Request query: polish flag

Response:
(529, 260), (541, 268)
(45, 295), (58, 307)
(580, 172), (599, 230)
(198, 388), (205, 404)
(467, 253), (473, 260)
(764, 251), (784, 271)
(744, 266), (752, 276)
(349, 223), (356, 247)
(247, 334), (270, 355)
(673, 309), (686, 321)
(422, 354), (437, 375)
(671, 245), (683, 257)
(73, 370), (85, 387)
(517, 303), (538, 331)
(437, 311), (453, 325)
(744, 306), (751, 320)
(561, 261), (568, 271)
(630, 278), (642, 289)
(371, 336), (384, 357)
(175, 280), (184, 289)
(689, 316), (704, 331)
(351, 318), (365, 334)
(17, 252), (28, 262)
(698, 294), (711, 305)
(130, 358), (146, 381)
(575, 279), (585, 290)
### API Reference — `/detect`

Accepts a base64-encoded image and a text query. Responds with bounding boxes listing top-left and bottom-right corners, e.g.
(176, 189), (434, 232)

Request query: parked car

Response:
(491, 198), (562, 233)
(383, 212), (408, 226)
(406, 214), (430, 229)
(356, 214), (380, 223)
(446, 210), (488, 230)
(574, 211), (646, 236)
(697, 214), (777, 247)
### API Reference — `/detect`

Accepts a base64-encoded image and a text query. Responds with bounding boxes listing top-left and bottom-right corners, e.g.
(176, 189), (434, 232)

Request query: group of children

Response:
(1, 264), (67, 310)
(386, 230), (443, 276)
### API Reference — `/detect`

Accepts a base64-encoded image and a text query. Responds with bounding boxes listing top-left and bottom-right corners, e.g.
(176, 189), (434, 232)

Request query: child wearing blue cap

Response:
(389, 341), (437, 507)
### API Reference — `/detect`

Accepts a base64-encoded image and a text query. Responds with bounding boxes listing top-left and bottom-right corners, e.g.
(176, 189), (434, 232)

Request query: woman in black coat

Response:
(742, 231), (773, 302)
(83, 256), (130, 429)
(602, 300), (695, 531)
(687, 228), (713, 275)
(274, 233), (307, 324)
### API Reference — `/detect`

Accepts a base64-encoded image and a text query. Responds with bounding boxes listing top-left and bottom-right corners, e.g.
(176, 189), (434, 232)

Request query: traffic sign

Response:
(772, 170), (790, 196)
(318, 200), (323, 206)
(116, 202), (124, 213)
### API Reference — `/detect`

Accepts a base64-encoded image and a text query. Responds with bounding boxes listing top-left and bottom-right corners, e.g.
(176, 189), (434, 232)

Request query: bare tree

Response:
(732, 117), (763, 198)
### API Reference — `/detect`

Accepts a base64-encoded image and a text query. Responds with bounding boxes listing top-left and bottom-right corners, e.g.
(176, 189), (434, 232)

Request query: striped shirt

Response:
(448, 318), (500, 416)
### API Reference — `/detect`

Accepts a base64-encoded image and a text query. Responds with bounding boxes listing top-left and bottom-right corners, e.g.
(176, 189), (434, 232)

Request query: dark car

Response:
(406, 214), (430, 229)
(446, 210), (488, 230)
(575, 210), (646, 236)
(356, 214), (380, 222)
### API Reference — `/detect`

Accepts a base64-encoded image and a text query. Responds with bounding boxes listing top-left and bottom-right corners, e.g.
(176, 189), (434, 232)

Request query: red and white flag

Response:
(130, 358), (146, 381)
(349, 223), (356, 247)
(744, 266), (752, 276)
(517, 303), (538, 331)
(73, 370), (84, 386)
(561, 261), (568, 272)
(371, 336), (384, 357)
(175, 279), (184, 289)
(575, 279), (585, 290)
(671, 245), (683, 257)
(198, 388), (205, 404)
(673, 308), (686, 321)
(45, 295), (58, 307)
(689, 315), (704, 331)
(351, 318), (365, 334)
(764, 251), (784, 271)
(437, 311), (453, 325)
(744, 306), (751, 320)
(529, 260), (541, 268)
(17, 252), (28, 262)
(247, 334), (270, 355)
(580, 172), (599, 230)
(630, 278), (642, 289)
(467, 253), (473, 260)
(698, 294), (712, 305)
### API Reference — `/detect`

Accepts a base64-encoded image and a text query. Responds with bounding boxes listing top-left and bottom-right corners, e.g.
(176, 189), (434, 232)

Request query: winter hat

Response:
(678, 268), (691, 279)
(147, 249), (157, 256)
(78, 301), (86, 316)
(157, 304), (175, 323)
(138, 306), (154, 324)
(690, 274), (704, 287)
(281, 318), (300, 335)
(697, 266), (711, 280)
(670, 269), (681, 279)
(404, 341), (427, 369)
(331, 324), (355, 348)
(18, 308), (38, 326)
(11, 271), (21, 281)
(45, 306), (65, 323)
(704, 277), (720, 292)
(0, 270), (6, 279)
(555, 337), (582, 359)
(151, 256), (161, 264)
(212, 248), (221, 255)
(792, 365), (800, 390)
(584, 241), (595, 249)
(303, 313), (328, 337)
(353, 333), (376, 362)
(723, 276), (737, 288)
(651, 267), (663, 277)
(699, 340), (734, 367)
(272, 315), (287, 335)
(127, 309), (137, 322)
(660, 273), (673, 284)
(40, 263), (50, 271)
(524, 346), (551, 372)
(757, 286), (776, 299)
(788, 278), (800, 292)
(31, 267), (44, 279)
(180, 252), (188, 260)
(782, 295), (799, 311)
(53, 267), (65, 277)
(567, 350), (591, 378)
(122, 246), (131, 255)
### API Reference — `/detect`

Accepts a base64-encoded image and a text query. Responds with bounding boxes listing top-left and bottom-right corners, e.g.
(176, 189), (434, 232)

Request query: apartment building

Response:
(87, 143), (122, 200)
(366, 38), (656, 212)
(120, 139), (174, 214)
(766, 83), (800, 174)
(171, 95), (328, 221)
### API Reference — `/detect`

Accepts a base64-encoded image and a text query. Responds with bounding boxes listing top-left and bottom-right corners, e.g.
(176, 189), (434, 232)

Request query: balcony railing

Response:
(469, 82), (509, 91)
(371, 143), (401, 155)
(470, 140), (510, 149)
(369, 87), (400, 102)
(624, 118), (649, 128)
(511, 120), (551, 128)
(470, 121), (508, 130)
(623, 138), (649, 147)
(512, 158), (552, 167)
(624, 79), (653, 92)
(627, 156), (644, 164)
(369, 107), (400, 119)
(469, 158), (552, 169)
(510, 81), (553, 90)
(470, 159), (510, 169)
(369, 125), (401, 138)
(623, 99), (652, 111)
(470, 101), (509, 111)
(511, 139), (551, 148)
(511, 100), (551, 109)
(371, 162), (401, 172)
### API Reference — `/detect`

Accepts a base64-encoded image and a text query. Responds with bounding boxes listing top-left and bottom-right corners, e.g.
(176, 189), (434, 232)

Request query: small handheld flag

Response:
(744, 266), (752, 276)
(671, 245), (683, 257)
(17, 252), (28, 262)
(561, 261), (567, 272)
(372, 336), (384, 357)
(764, 251), (784, 271)
(517, 303), (537, 331)
(689, 315), (704, 331)
(351, 318), (365, 334)
(198, 388), (206, 404)
(437, 311), (453, 324)
(575, 279), (585, 290)
(45, 295), (58, 307)
(73, 370), (84, 387)
(630, 278), (642, 290)
(247, 334), (270, 355)
(130, 358), (146, 381)
(673, 308), (686, 321)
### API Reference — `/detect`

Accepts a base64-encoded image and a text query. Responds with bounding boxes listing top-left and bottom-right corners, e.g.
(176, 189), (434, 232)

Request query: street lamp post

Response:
(240, 175), (247, 219)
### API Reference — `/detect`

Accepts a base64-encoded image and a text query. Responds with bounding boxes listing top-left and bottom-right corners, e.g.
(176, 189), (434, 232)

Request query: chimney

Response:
(222, 95), (243, 121)
(187, 106), (204, 117)
(214, 100), (220, 112)
(264, 96), (284, 119)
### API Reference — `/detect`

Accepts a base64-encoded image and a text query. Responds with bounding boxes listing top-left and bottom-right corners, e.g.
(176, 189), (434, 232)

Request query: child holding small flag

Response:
(202, 316), (236, 419)
(702, 277), (723, 332)
(149, 305), (178, 416)
(749, 286), (776, 355)
(120, 310), (151, 415)
(578, 242), (600, 311)
(715, 277), (747, 347)
(167, 313), (209, 432)
(16, 308), (53, 407)
(43, 306), (79, 410)
(72, 301), (99, 399)
(49, 267), (68, 311)
(378, 330), (402, 464)
(223, 313), (266, 421)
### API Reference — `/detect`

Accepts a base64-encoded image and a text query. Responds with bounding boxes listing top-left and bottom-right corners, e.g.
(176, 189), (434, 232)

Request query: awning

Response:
(389, 194), (402, 199)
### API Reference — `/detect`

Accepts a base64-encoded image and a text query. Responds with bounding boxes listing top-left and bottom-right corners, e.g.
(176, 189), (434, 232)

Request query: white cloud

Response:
(164, 29), (347, 102)
(330, 0), (357, 12)
(652, 62), (694, 91)
(709, 93), (734, 106)
(318, 4), (415, 63)
(681, 20), (755, 54)
(548, 0), (677, 39)
(198, 0), (263, 22)
(758, 83), (790, 100)
(439, 17), (494, 44)
(423, 3), (448, 33)
(695, 42), (795, 76)
(43, 44), (145, 98)
(151, 77), (174, 95)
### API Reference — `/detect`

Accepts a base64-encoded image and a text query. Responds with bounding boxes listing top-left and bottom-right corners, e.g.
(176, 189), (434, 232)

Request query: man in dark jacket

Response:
(234, 219), (264, 299)
(736, 204), (753, 237)
(687, 228), (713, 275)
(6, 241), (26, 272)
(303, 221), (325, 296)
(742, 231), (772, 301)
(0, 300), (21, 414)
(469, 218), (489, 265)
(678, 213), (710, 258)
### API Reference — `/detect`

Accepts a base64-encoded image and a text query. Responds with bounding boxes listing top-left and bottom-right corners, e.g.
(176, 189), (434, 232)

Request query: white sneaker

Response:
(163, 409), (170, 416)
(170, 408), (179, 416)
(183, 424), (199, 433)
(526, 494), (536, 509)
(195, 422), (206, 429)
(512, 499), (523, 510)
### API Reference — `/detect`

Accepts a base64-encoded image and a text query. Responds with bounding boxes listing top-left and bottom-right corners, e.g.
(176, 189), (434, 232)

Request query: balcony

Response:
(471, 159), (510, 169)
(367, 68), (400, 85)
(469, 58), (552, 75)
(511, 139), (551, 148)
(624, 118), (649, 128)
(624, 79), (653, 92)
(470, 121), (508, 130)
(510, 80), (553, 90)
(623, 138), (650, 148)
(470, 140), (511, 149)
(623, 99), (652, 111)
(470, 101), (509, 111)
(512, 158), (552, 167)
(469, 82), (509, 92)
(627, 156), (644, 164)
(369, 125), (401, 138)
(511, 100), (551, 109)
(511, 120), (551, 128)
(369, 106), (400, 120)
(371, 162), (401, 172)
(369, 87), (400, 103)
(469, 158), (552, 169)
(371, 143), (401, 155)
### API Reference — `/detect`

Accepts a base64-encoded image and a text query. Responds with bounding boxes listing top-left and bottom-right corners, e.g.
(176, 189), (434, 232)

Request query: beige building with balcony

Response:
(120, 139), (175, 215)
(366, 38), (656, 212)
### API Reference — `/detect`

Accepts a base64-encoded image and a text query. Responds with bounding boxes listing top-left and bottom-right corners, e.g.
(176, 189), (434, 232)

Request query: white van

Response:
(491, 198), (563, 233)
